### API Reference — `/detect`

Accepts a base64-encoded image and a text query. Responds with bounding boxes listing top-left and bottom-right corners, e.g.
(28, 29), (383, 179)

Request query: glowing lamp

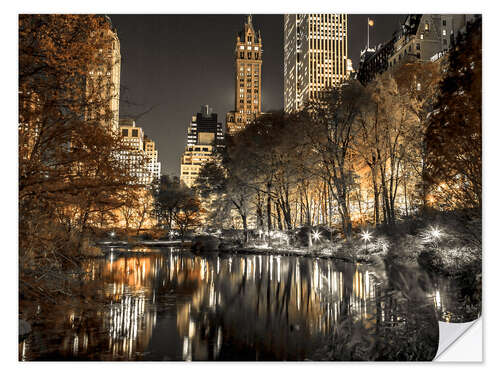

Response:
(361, 230), (372, 242)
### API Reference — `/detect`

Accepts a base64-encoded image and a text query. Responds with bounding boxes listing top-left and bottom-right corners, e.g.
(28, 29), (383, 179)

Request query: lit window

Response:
(420, 34), (424, 40)
(424, 23), (429, 31)
(442, 29), (446, 36)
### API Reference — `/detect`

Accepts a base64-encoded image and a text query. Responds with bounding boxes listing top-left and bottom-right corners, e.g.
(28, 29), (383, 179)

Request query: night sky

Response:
(109, 14), (405, 177)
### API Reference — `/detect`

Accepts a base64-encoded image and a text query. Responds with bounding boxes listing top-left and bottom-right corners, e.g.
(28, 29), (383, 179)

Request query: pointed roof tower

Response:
(227, 15), (263, 134)
(237, 14), (261, 43)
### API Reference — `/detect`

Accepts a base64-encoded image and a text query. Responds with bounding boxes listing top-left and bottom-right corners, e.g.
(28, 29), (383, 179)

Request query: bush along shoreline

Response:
(188, 213), (481, 279)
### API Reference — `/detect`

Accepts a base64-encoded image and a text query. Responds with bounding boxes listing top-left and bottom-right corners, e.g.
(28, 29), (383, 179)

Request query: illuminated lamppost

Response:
(312, 230), (321, 242)
(429, 226), (442, 240)
(361, 230), (372, 252)
(110, 231), (115, 239)
(427, 226), (443, 249)
(169, 230), (175, 240)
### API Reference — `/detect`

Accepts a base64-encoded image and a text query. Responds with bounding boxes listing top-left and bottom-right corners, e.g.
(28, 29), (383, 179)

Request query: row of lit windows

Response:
(239, 45), (259, 51)
(187, 146), (211, 152)
(239, 64), (260, 71)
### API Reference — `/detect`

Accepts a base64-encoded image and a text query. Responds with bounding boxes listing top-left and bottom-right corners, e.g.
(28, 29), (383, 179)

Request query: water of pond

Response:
(19, 246), (480, 361)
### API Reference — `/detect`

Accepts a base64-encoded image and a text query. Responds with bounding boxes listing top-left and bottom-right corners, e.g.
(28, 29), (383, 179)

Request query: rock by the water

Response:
(191, 235), (221, 252)
(19, 319), (31, 338)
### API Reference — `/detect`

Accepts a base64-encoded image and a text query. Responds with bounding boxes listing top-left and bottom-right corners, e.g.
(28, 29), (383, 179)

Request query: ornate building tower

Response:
(226, 15), (263, 133)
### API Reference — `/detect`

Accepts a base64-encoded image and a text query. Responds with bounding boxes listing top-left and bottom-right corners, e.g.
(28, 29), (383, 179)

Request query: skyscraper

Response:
(181, 105), (224, 187)
(226, 15), (263, 133)
(284, 14), (349, 113)
(86, 17), (121, 133)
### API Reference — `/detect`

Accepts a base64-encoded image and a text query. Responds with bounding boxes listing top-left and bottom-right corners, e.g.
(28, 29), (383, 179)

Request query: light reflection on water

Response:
(19, 247), (479, 361)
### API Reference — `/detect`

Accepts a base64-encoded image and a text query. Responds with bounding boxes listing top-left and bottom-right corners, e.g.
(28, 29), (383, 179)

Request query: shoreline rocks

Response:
(19, 319), (31, 340)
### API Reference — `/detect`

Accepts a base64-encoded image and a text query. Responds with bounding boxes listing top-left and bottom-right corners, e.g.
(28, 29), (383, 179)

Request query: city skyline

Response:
(18, 13), (483, 362)
(110, 14), (404, 176)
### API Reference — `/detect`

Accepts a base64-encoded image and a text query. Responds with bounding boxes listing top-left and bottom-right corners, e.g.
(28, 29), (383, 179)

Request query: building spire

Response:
(247, 14), (252, 26)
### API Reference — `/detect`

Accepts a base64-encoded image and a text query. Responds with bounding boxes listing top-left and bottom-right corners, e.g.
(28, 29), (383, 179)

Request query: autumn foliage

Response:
(19, 15), (146, 300)
(425, 17), (482, 212)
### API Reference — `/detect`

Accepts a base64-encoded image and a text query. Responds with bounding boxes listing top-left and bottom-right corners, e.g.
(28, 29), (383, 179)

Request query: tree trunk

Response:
(242, 214), (248, 243)
(275, 202), (283, 231)
(256, 190), (264, 229)
(403, 176), (409, 217)
(371, 168), (380, 225)
(266, 181), (272, 233)
(380, 166), (391, 225)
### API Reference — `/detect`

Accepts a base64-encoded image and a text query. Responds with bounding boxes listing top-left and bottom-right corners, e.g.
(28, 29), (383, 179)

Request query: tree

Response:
(425, 16), (481, 213)
(393, 61), (441, 209)
(303, 82), (366, 238)
(172, 195), (201, 243)
(134, 190), (154, 236)
(154, 175), (201, 241)
(196, 150), (254, 243)
(19, 15), (145, 300)
(155, 175), (190, 229)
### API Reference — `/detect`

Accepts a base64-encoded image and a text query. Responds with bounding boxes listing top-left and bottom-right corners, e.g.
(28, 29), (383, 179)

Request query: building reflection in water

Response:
(168, 252), (383, 360)
(21, 246), (472, 360)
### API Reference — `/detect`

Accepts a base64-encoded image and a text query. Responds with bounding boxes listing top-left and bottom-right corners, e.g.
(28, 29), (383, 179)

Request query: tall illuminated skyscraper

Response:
(86, 17), (121, 133)
(284, 14), (349, 113)
(226, 15), (263, 133)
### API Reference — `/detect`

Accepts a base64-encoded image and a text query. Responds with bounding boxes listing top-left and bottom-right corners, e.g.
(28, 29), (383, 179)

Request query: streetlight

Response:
(110, 231), (115, 238)
(429, 226), (442, 240)
(312, 230), (321, 242)
(361, 230), (372, 252)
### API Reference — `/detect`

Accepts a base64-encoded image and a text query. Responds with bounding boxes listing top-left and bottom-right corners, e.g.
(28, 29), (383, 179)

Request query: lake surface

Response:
(19, 246), (480, 361)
